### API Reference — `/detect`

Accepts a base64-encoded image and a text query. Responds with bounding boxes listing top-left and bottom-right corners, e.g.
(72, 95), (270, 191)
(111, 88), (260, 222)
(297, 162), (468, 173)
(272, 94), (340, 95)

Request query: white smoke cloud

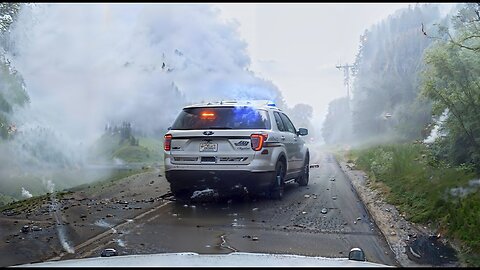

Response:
(44, 178), (75, 254)
(43, 178), (55, 193)
(424, 108), (448, 144)
(21, 187), (32, 198)
(7, 3), (283, 145)
(0, 4), (288, 196)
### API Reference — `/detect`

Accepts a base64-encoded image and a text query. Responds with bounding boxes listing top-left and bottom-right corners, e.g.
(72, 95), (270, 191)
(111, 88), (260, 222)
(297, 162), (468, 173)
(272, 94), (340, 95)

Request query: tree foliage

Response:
(321, 97), (352, 144)
(322, 4), (443, 144)
(0, 3), (29, 139)
(421, 3), (480, 168)
(0, 3), (21, 34)
(351, 4), (442, 142)
(286, 103), (315, 139)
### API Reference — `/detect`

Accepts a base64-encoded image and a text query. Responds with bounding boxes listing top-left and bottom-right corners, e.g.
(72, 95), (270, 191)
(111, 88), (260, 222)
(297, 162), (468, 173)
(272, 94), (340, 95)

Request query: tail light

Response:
(164, 134), (172, 151)
(250, 133), (268, 151)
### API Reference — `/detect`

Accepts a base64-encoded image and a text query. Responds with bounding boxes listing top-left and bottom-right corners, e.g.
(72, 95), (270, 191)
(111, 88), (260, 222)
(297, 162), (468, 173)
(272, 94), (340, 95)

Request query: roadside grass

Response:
(0, 170), (106, 207)
(0, 168), (145, 212)
(0, 190), (71, 212)
(0, 134), (163, 208)
(338, 143), (480, 266)
(89, 134), (163, 163)
(67, 167), (145, 193)
(0, 193), (17, 206)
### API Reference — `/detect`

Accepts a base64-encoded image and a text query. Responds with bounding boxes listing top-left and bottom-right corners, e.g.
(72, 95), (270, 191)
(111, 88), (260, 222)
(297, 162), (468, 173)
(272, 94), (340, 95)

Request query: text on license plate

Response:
(200, 143), (218, 152)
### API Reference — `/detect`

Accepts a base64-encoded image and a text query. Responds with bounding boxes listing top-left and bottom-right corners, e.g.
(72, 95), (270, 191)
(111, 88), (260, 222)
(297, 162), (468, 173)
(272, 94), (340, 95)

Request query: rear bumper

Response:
(165, 170), (275, 194)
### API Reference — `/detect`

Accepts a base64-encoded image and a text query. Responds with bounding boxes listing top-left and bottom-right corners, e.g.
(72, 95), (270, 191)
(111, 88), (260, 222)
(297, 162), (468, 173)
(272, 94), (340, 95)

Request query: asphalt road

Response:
(57, 151), (398, 266)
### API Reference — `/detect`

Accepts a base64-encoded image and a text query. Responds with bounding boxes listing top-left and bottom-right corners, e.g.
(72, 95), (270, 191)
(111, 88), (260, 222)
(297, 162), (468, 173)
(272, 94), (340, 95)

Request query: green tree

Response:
(421, 3), (480, 168)
(321, 97), (352, 144)
(347, 4), (442, 143)
(287, 103), (315, 138)
(0, 3), (21, 34)
(0, 2), (28, 139)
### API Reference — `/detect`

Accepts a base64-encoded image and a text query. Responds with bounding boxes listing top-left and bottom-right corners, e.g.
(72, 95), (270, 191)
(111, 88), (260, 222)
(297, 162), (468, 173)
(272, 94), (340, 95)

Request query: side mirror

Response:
(297, 128), (308, 136)
(167, 127), (172, 131)
(348, 248), (366, 261)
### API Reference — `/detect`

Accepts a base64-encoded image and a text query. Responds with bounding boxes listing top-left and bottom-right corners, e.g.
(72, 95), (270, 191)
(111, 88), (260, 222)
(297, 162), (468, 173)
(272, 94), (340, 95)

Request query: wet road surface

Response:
(54, 152), (398, 266)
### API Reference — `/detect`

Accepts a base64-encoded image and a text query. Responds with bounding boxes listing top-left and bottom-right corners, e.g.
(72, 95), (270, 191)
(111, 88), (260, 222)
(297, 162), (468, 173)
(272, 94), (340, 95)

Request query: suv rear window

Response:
(171, 107), (271, 130)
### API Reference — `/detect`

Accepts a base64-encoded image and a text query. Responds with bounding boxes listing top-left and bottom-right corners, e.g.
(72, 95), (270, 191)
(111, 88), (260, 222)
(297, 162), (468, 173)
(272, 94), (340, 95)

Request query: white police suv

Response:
(163, 100), (309, 200)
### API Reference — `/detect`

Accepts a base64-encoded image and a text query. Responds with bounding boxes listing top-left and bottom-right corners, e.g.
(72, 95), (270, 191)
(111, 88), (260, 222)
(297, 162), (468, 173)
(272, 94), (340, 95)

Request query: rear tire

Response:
(297, 156), (309, 186)
(269, 161), (285, 200)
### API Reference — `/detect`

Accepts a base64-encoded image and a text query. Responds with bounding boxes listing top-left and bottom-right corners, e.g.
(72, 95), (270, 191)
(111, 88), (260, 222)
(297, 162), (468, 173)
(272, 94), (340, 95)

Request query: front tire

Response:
(269, 161), (285, 200)
(297, 155), (309, 186)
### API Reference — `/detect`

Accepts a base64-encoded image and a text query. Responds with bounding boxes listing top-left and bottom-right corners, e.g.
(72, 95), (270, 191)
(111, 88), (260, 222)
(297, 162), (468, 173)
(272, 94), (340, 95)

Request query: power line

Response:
(335, 63), (354, 99)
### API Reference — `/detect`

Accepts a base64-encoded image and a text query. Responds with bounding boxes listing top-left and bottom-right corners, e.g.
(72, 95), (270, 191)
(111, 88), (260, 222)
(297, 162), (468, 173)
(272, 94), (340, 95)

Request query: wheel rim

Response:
(276, 163), (284, 186)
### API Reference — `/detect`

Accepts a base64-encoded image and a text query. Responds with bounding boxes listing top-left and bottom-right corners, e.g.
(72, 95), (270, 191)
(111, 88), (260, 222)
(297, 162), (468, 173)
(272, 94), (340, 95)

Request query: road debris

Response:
(21, 225), (29, 233)
(321, 208), (328, 214)
(101, 248), (118, 257)
(309, 164), (320, 168)
(191, 188), (218, 200)
(304, 194), (310, 198)
(409, 246), (421, 258)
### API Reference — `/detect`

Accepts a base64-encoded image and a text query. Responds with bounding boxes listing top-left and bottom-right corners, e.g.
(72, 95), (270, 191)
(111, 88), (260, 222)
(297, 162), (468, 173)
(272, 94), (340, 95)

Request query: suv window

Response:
(273, 111), (286, 131)
(171, 106), (271, 130)
(280, 113), (296, 134)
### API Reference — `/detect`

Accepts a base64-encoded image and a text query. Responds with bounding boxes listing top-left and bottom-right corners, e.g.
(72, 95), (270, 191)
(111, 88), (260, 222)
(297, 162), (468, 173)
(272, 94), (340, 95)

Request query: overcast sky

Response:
(214, 3), (453, 132)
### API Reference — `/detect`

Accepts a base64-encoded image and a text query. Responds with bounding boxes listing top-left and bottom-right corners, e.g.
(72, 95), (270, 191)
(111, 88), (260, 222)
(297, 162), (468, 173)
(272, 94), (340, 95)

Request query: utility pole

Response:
(336, 63), (354, 99)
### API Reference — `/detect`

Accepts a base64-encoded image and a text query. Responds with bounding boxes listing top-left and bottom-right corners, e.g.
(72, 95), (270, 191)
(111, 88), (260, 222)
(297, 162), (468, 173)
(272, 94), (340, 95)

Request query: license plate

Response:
(200, 142), (218, 152)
